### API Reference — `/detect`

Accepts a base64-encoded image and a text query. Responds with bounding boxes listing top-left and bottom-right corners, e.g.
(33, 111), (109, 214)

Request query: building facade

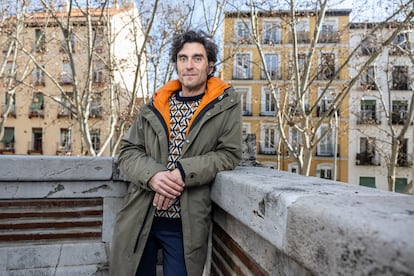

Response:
(222, 10), (351, 183)
(348, 23), (413, 192)
(0, 3), (146, 156)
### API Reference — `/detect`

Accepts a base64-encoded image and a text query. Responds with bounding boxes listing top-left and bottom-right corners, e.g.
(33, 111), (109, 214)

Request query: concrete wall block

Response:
(59, 243), (108, 266)
(0, 156), (114, 181)
(4, 244), (61, 270)
(0, 181), (127, 200)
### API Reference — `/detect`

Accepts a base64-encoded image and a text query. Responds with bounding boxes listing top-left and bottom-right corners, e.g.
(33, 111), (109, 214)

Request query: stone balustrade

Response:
(0, 156), (413, 275)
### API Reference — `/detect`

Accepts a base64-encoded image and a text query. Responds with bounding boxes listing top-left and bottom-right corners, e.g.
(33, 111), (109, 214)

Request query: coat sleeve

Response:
(177, 92), (242, 187)
(117, 112), (168, 190)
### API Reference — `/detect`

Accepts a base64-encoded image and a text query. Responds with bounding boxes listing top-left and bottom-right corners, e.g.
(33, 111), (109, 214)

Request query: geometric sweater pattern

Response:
(155, 91), (202, 219)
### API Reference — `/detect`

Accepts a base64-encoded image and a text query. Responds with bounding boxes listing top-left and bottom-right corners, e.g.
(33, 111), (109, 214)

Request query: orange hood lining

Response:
(152, 77), (230, 135)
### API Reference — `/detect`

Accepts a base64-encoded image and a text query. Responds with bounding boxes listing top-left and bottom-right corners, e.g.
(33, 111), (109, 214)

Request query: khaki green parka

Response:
(110, 77), (242, 276)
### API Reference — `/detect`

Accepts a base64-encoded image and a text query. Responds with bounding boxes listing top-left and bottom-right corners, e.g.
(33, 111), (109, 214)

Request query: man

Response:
(110, 30), (242, 276)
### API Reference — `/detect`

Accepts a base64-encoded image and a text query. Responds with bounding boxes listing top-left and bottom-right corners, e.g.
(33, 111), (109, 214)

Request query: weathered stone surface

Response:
(212, 166), (414, 275)
(0, 155), (113, 181)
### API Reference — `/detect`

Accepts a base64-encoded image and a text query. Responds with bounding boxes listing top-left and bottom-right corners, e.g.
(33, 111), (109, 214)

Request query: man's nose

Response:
(185, 59), (195, 68)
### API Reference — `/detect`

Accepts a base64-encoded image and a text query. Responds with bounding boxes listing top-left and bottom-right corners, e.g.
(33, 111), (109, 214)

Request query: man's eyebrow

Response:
(178, 53), (205, 58)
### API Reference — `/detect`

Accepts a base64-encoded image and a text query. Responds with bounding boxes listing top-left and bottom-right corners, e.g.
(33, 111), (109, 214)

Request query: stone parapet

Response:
(1, 156), (413, 275)
(211, 166), (414, 275)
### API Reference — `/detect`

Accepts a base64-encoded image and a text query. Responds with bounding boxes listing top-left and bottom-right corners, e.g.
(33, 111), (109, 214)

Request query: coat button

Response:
(185, 139), (190, 143)
(207, 112), (211, 116)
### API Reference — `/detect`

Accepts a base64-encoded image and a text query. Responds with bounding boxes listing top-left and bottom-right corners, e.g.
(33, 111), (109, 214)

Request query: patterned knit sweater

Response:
(154, 91), (203, 219)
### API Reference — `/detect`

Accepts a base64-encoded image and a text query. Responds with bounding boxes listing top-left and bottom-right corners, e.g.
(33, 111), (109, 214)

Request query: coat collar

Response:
(152, 77), (231, 135)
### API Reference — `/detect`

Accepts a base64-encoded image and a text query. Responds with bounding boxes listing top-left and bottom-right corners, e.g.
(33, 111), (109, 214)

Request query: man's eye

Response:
(179, 57), (187, 62)
(194, 56), (203, 62)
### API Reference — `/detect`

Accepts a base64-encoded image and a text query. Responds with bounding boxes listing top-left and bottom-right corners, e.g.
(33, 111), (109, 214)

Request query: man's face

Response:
(176, 42), (213, 96)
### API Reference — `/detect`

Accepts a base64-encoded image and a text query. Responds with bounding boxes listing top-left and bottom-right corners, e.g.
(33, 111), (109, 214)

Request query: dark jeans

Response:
(136, 227), (187, 276)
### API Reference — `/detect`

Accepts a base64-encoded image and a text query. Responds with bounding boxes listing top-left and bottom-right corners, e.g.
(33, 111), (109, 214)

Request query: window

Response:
(0, 127), (15, 151)
(90, 93), (102, 117)
(361, 66), (377, 90)
(288, 163), (299, 174)
(235, 20), (251, 44)
(317, 88), (335, 117)
(93, 28), (105, 52)
(359, 176), (376, 188)
(260, 123), (277, 155)
(392, 100), (409, 125)
(5, 61), (13, 77)
(397, 138), (412, 167)
(61, 29), (75, 53)
(3, 93), (16, 116)
(262, 20), (281, 44)
(32, 65), (45, 86)
(34, 29), (46, 52)
(288, 53), (307, 78)
(316, 164), (333, 180)
(58, 128), (71, 152)
(319, 18), (339, 43)
(242, 123), (251, 136)
(93, 60), (105, 84)
(261, 88), (276, 116)
(290, 127), (302, 153)
(358, 99), (378, 124)
(91, 129), (101, 151)
(235, 87), (251, 116)
(233, 53), (252, 79)
(289, 18), (309, 43)
(390, 33), (406, 55)
(357, 137), (377, 165)
(361, 35), (378, 55)
(317, 125), (334, 156)
(261, 53), (280, 80)
(318, 53), (336, 80)
(29, 92), (44, 118)
(58, 92), (73, 117)
(392, 66), (409, 90)
(30, 128), (43, 153)
(395, 178), (409, 194)
(61, 61), (73, 84)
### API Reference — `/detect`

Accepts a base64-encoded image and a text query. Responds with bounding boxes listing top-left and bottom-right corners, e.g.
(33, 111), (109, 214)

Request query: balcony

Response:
(392, 111), (411, 125)
(27, 142), (43, 155)
(361, 46), (379, 55)
(317, 31), (340, 43)
(288, 31), (310, 44)
(28, 109), (44, 119)
(357, 111), (381, 125)
(56, 142), (72, 155)
(356, 152), (380, 166)
(0, 156), (413, 274)
(397, 154), (413, 167)
(258, 148), (276, 155)
(316, 144), (340, 157)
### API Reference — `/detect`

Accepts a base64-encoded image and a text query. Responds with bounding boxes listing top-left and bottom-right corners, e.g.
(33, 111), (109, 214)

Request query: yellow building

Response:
(0, 3), (145, 156)
(222, 10), (351, 182)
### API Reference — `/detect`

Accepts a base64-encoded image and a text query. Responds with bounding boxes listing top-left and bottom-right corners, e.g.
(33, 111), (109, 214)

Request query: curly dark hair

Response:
(170, 30), (218, 77)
